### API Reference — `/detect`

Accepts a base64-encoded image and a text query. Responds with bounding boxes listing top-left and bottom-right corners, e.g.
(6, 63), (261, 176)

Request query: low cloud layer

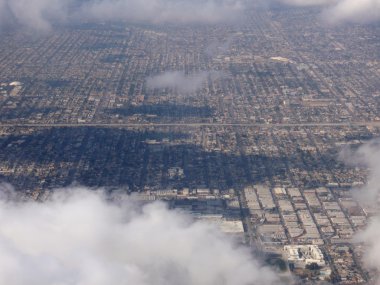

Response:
(355, 217), (380, 283)
(146, 71), (223, 94)
(322, 0), (380, 24)
(0, 0), (243, 31)
(277, 0), (333, 7)
(0, 0), (69, 31)
(1, 0), (378, 32)
(0, 185), (280, 285)
(82, 0), (243, 25)
(340, 139), (380, 203)
(277, 0), (380, 23)
(342, 139), (380, 283)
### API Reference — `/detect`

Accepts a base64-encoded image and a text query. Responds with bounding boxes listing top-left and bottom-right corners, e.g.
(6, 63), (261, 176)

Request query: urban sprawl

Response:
(0, 6), (379, 284)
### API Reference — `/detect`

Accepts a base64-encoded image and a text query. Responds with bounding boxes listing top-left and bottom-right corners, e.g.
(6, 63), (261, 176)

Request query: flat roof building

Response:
(284, 245), (326, 269)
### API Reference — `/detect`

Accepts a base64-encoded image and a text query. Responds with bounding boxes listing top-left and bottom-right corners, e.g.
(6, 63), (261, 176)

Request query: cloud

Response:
(81, 0), (243, 25)
(0, 0), (243, 32)
(341, 139), (380, 282)
(0, 0), (71, 32)
(276, 0), (380, 23)
(0, 184), (280, 285)
(146, 71), (223, 94)
(0, 0), (377, 32)
(355, 216), (380, 282)
(276, 0), (333, 7)
(205, 35), (236, 58)
(322, 0), (380, 24)
(340, 139), (380, 203)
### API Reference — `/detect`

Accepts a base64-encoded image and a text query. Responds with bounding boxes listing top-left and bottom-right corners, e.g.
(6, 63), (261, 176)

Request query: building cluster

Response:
(0, 124), (378, 283)
(0, 8), (378, 126)
(241, 183), (373, 282)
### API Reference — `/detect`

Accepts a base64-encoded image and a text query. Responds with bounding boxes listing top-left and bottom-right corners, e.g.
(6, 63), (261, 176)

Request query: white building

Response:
(284, 245), (326, 269)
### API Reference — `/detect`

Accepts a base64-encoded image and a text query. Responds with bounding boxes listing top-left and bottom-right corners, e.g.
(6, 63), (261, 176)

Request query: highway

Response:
(0, 121), (379, 128)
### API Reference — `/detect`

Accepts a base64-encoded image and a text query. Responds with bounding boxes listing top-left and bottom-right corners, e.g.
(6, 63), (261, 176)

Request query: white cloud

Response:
(276, 0), (333, 7)
(355, 216), (380, 281)
(323, 0), (380, 24)
(0, 185), (280, 285)
(341, 139), (380, 283)
(0, 0), (243, 31)
(82, 0), (243, 25)
(340, 139), (380, 203)
(276, 0), (380, 23)
(0, 0), (71, 32)
(0, 0), (377, 32)
(146, 71), (223, 94)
